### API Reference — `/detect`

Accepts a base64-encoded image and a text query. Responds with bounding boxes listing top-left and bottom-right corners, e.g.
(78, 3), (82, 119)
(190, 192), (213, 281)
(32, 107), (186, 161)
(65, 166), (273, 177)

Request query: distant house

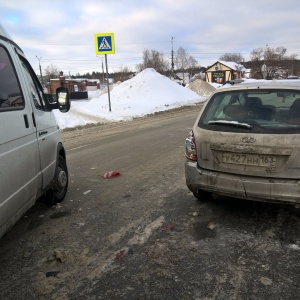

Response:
(205, 61), (245, 84)
(45, 72), (100, 95)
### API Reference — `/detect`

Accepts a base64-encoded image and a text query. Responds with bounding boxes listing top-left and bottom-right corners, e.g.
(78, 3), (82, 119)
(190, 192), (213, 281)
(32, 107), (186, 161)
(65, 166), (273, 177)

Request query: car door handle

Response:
(39, 130), (48, 136)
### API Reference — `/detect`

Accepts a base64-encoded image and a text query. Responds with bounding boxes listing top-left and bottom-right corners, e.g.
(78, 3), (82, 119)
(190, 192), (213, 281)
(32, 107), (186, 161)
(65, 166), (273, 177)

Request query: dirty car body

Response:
(185, 80), (300, 204)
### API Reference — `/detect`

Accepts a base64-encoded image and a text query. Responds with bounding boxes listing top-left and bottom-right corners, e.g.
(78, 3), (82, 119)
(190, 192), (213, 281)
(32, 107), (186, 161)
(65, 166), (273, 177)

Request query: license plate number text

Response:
(222, 153), (276, 167)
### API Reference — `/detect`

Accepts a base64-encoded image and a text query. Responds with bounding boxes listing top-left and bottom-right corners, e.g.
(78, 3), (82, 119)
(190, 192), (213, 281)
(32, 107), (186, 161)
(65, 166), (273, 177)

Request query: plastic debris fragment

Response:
(115, 250), (125, 261)
(103, 171), (121, 179)
(161, 225), (174, 231)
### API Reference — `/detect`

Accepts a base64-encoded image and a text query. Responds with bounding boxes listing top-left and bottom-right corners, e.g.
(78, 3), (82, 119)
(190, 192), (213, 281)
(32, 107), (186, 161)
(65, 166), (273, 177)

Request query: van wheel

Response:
(52, 155), (68, 202)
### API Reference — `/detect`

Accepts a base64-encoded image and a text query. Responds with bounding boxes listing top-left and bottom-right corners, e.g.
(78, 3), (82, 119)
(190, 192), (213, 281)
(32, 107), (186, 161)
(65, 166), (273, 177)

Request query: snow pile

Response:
(54, 68), (204, 129)
(87, 89), (103, 99)
(187, 79), (216, 96)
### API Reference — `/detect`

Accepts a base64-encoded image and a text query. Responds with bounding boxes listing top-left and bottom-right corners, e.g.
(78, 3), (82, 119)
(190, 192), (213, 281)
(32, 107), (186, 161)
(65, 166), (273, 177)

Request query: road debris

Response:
(46, 271), (60, 278)
(288, 244), (300, 250)
(161, 225), (174, 231)
(260, 277), (272, 286)
(83, 190), (91, 195)
(103, 171), (121, 179)
(115, 250), (125, 261)
(207, 222), (217, 230)
(47, 249), (70, 263)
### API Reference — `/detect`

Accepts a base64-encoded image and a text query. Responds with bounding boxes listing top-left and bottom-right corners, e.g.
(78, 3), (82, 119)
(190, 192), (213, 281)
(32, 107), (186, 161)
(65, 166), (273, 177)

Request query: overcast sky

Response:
(1, 0), (299, 76)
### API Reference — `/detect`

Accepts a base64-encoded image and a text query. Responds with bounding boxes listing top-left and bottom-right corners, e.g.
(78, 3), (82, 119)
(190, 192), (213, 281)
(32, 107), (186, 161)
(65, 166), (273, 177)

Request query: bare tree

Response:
(120, 66), (130, 73)
(136, 49), (169, 74)
(250, 46), (298, 79)
(186, 56), (199, 77)
(219, 53), (244, 63)
(175, 47), (189, 71)
(114, 66), (134, 82)
(174, 47), (199, 76)
(44, 64), (60, 80)
(287, 54), (299, 77)
(250, 48), (264, 79)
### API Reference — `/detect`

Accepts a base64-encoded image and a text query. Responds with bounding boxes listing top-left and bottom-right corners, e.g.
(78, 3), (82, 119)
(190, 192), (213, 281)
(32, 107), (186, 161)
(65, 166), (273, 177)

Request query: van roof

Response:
(0, 23), (23, 52)
(0, 23), (13, 41)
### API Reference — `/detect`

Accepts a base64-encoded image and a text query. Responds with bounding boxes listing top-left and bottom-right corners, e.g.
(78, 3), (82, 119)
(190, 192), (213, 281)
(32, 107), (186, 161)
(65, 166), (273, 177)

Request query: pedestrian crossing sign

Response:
(94, 33), (115, 55)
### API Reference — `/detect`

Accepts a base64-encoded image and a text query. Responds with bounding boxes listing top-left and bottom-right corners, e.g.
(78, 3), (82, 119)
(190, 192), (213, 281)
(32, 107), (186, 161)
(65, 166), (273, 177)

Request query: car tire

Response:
(52, 155), (68, 203)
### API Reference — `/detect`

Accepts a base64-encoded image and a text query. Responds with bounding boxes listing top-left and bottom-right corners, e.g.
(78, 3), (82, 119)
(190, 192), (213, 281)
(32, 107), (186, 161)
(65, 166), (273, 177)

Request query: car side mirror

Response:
(56, 87), (71, 112)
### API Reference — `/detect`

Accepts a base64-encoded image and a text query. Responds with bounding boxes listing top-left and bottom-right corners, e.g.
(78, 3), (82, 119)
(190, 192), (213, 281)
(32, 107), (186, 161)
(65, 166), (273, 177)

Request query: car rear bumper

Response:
(185, 160), (300, 204)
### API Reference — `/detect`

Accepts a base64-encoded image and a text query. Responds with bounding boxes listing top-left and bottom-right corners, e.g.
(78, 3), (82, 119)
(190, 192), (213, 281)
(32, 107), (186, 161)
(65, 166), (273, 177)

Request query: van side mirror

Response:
(44, 87), (71, 112)
(56, 87), (70, 112)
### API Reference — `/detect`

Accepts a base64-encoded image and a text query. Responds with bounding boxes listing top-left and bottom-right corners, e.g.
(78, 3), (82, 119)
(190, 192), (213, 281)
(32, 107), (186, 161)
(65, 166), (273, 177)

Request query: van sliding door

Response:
(0, 44), (39, 237)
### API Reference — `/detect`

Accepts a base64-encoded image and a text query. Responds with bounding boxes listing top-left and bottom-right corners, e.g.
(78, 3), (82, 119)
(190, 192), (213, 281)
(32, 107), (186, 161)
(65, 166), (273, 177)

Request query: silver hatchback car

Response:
(185, 80), (300, 204)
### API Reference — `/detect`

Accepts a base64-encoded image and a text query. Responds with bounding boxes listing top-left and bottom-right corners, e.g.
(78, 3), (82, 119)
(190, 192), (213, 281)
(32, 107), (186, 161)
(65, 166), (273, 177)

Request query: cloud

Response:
(0, 0), (299, 74)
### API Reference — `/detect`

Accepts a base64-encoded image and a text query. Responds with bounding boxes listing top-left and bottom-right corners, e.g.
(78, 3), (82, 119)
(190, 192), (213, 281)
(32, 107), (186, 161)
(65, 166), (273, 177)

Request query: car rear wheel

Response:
(193, 189), (211, 201)
(52, 155), (68, 203)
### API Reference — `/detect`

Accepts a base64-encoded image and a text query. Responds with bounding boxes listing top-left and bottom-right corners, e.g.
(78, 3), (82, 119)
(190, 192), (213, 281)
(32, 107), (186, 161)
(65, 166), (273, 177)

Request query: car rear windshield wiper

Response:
(208, 120), (252, 129)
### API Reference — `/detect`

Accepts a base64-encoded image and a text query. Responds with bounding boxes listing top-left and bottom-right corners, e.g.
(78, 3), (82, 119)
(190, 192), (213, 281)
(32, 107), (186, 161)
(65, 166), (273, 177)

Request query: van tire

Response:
(53, 155), (68, 203)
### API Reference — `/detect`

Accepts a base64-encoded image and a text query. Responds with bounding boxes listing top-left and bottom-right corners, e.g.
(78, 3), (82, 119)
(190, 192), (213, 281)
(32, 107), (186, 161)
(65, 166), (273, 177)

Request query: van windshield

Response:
(199, 89), (300, 134)
(0, 46), (24, 111)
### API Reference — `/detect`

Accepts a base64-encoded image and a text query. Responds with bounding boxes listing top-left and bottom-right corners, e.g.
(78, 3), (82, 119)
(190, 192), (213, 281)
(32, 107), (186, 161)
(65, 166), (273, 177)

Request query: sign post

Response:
(94, 33), (115, 111)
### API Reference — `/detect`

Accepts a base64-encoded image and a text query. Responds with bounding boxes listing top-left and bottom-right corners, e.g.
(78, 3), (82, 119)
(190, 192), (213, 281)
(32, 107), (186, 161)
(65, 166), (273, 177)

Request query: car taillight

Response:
(185, 130), (197, 161)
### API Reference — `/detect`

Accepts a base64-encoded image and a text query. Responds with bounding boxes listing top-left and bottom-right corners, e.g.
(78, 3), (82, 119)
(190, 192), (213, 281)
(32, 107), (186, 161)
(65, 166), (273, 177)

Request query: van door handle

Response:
(39, 130), (48, 136)
(23, 114), (29, 128)
(32, 113), (36, 127)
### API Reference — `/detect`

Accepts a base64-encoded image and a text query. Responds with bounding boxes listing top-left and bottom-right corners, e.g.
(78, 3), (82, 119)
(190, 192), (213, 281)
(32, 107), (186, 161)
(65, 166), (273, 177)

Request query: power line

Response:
(18, 40), (300, 46)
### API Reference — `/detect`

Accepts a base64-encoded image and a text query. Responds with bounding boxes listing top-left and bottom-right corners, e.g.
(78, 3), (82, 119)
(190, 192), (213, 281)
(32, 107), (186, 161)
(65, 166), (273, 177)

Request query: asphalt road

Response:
(0, 105), (300, 300)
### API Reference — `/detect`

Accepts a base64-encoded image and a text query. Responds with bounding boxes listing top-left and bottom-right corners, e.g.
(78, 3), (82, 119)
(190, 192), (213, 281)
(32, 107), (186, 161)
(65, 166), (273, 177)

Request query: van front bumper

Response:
(185, 160), (300, 204)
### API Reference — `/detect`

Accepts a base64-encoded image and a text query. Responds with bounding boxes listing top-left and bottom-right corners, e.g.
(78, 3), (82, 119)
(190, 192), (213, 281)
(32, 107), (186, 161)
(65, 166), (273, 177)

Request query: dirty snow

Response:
(53, 68), (205, 129)
(187, 79), (216, 96)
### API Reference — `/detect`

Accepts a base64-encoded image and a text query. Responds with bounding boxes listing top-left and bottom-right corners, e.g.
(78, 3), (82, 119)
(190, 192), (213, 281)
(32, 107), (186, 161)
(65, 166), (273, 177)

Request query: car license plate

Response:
(222, 152), (276, 167)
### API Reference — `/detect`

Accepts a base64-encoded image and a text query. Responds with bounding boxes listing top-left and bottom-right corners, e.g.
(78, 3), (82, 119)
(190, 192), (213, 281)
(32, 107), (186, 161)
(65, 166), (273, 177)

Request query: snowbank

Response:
(54, 68), (204, 129)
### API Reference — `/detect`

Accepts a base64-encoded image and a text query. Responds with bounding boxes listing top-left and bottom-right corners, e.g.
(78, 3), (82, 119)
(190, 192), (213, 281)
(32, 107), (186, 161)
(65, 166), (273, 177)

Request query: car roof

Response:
(216, 80), (300, 93)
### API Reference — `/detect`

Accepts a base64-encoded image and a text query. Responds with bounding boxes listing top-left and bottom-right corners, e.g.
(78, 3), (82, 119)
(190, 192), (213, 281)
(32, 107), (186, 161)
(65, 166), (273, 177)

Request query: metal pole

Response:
(36, 55), (43, 83)
(171, 37), (174, 76)
(105, 54), (111, 112)
(102, 59), (105, 83)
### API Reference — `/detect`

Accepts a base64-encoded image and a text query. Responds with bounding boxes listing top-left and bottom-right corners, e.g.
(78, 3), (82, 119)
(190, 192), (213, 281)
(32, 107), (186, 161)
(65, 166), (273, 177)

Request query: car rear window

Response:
(198, 89), (300, 134)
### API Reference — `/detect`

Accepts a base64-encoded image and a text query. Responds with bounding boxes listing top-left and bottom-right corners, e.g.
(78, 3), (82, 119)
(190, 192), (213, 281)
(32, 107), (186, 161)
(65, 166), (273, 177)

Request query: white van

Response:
(0, 24), (71, 238)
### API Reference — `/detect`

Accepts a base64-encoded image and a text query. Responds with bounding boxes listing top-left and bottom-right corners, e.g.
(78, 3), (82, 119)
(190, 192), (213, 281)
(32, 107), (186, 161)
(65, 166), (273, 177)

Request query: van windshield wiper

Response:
(208, 120), (252, 129)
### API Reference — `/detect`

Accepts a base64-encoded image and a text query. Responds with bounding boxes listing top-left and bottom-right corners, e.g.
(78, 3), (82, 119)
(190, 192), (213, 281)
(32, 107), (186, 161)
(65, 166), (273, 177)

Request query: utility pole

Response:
(36, 55), (43, 83)
(171, 37), (175, 78)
